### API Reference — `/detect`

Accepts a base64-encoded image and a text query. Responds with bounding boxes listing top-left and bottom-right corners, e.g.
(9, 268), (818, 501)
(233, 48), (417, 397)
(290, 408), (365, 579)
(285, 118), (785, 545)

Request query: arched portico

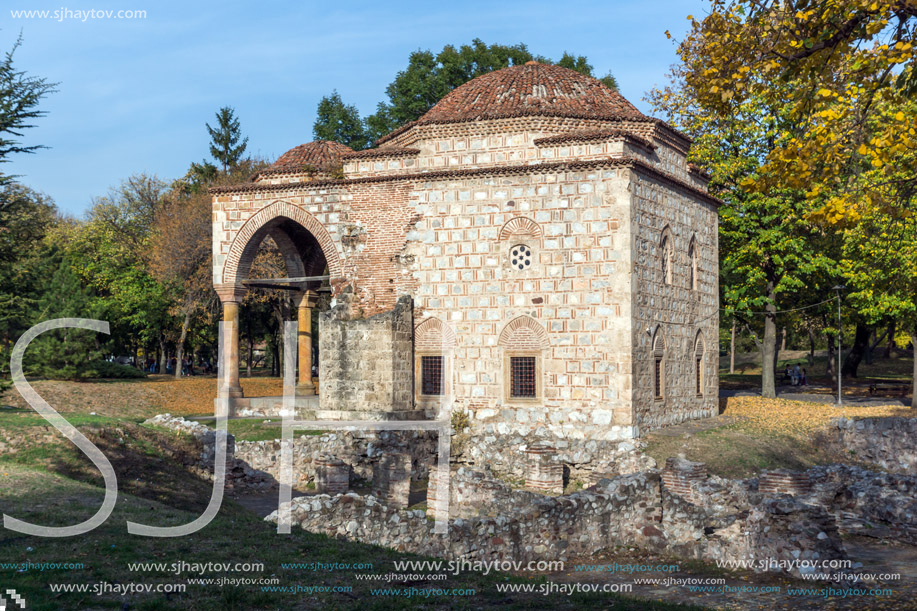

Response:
(215, 202), (343, 401)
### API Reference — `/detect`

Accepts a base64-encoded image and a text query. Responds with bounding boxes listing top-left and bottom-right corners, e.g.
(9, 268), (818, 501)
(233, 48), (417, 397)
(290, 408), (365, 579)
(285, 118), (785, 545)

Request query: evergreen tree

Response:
(313, 91), (370, 150)
(205, 106), (248, 172)
(26, 249), (107, 379)
(0, 35), (56, 186)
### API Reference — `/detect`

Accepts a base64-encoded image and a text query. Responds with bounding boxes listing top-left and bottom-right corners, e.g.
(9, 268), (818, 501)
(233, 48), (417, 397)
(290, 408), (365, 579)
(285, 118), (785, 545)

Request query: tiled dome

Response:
(418, 61), (643, 124)
(265, 140), (353, 174)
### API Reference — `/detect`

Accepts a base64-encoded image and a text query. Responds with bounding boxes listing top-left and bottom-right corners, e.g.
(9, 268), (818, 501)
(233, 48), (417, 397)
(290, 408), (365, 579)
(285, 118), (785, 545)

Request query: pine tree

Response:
(313, 91), (370, 150)
(205, 107), (248, 172)
(27, 250), (106, 379)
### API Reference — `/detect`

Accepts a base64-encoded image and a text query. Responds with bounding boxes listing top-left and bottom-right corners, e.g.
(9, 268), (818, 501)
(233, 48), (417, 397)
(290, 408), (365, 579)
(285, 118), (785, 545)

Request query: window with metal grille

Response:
(696, 357), (703, 396)
(510, 356), (537, 398)
(421, 355), (444, 395)
(654, 357), (664, 399)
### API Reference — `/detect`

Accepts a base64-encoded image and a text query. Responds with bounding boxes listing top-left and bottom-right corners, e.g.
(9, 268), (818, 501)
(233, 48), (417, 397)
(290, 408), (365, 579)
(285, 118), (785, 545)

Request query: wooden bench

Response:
(868, 383), (911, 396)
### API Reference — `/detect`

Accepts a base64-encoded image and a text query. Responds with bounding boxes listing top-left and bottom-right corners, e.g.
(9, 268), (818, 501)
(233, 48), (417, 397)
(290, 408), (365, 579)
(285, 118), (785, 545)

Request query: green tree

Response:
(0, 34), (56, 186)
(25, 248), (107, 379)
(0, 183), (57, 387)
(206, 106), (248, 172)
(649, 59), (839, 398)
(313, 91), (369, 150)
(364, 39), (618, 141)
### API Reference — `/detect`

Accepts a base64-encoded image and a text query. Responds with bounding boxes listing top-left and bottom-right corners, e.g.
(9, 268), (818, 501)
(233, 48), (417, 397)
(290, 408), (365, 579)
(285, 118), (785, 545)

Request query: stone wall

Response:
(452, 430), (655, 483)
(630, 171), (719, 433)
(319, 294), (415, 415)
(826, 417), (917, 474)
(804, 464), (917, 544)
(232, 430), (438, 488)
(269, 466), (848, 577)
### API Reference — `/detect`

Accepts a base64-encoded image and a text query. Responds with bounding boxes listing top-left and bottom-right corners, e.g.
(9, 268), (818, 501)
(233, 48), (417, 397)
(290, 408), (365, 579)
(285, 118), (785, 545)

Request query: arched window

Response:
(660, 230), (673, 285)
(694, 332), (705, 397)
(414, 318), (455, 401)
(688, 237), (698, 291)
(652, 329), (666, 401)
(499, 316), (549, 402)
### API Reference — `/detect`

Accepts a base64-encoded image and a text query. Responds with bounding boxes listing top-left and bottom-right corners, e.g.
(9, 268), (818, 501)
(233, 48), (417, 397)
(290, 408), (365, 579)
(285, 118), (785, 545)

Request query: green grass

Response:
(192, 418), (324, 442)
(0, 463), (699, 610)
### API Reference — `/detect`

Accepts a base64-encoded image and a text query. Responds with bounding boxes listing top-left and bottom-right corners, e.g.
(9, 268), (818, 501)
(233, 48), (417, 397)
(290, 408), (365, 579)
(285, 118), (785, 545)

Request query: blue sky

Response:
(3, 0), (709, 215)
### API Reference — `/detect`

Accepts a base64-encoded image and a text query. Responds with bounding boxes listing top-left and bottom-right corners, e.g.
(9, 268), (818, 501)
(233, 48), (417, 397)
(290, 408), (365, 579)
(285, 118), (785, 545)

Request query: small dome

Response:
(418, 62), (643, 124)
(266, 140), (353, 174)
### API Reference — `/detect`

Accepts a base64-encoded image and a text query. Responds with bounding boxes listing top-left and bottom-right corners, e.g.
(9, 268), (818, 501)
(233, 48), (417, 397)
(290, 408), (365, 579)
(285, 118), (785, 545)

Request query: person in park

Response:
(801, 368), (807, 387)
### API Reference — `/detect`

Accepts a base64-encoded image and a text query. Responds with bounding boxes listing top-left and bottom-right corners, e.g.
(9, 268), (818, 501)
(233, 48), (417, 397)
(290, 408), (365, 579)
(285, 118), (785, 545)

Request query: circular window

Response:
(510, 244), (533, 270)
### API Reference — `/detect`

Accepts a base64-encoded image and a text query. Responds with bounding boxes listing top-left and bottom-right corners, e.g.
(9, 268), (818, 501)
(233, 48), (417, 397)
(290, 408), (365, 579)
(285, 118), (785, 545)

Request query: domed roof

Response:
(265, 140), (353, 175)
(418, 62), (644, 124)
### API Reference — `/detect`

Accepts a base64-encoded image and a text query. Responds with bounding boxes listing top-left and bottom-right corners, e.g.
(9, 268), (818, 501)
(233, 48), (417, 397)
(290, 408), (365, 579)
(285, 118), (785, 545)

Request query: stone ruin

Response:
(147, 413), (917, 578)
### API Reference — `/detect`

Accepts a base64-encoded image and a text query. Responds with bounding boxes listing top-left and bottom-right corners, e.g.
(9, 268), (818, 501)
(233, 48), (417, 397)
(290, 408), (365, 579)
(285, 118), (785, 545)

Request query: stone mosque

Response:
(210, 61), (719, 441)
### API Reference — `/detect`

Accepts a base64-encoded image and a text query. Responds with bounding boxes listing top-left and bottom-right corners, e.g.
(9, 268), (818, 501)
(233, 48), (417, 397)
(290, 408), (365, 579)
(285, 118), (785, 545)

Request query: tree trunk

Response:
(780, 327), (787, 353)
(865, 328), (876, 365)
(885, 321), (896, 358)
(730, 320), (736, 374)
(761, 279), (778, 398)
(911, 331), (916, 409)
(807, 324), (817, 367)
(158, 336), (167, 375)
(842, 323), (871, 378)
(246, 313), (253, 377)
(175, 312), (191, 379)
(826, 330), (837, 380)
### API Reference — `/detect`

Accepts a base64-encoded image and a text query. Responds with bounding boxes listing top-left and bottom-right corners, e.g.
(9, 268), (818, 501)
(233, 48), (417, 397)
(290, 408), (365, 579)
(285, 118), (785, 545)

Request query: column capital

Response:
(214, 283), (247, 303)
(296, 289), (319, 309)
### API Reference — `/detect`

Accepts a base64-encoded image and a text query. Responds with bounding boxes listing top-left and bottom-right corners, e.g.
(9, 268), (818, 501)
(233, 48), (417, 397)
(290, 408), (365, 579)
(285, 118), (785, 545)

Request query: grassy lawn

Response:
(192, 417), (323, 442)
(0, 378), (701, 610)
(645, 395), (912, 479)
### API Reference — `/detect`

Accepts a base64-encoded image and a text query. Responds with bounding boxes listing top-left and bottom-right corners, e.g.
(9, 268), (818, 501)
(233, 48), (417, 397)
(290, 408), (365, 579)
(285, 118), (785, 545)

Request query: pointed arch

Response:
(498, 315), (550, 350)
(414, 317), (456, 352)
(688, 234), (698, 291)
(694, 329), (705, 357)
(221, 201), (343, 286)
(499, 216), (543, 241)
(694, 329), (706, 397)
(660, 225), (673, 286)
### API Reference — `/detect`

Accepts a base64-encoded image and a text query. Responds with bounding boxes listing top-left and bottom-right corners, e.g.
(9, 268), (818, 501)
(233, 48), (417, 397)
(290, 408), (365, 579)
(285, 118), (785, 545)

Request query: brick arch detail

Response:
(498, 216), (543, 241)
(222, 201), (343, 285)
(414, 317), (456, 352)
(498, 315), (550, 350)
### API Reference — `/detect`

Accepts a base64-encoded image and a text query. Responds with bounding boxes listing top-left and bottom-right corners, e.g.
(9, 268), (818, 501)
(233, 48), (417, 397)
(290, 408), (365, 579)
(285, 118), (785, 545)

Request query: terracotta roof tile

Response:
(255, 140), (353, 179)
(341, 147), (420, 160)
(419, 63), (644, 124)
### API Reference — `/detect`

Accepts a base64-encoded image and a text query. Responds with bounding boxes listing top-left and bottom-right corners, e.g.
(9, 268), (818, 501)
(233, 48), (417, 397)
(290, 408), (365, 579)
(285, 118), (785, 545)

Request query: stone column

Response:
(296, 290), (318, 395)
(372, 452), (412, 509)
(525, 443), (564, 494)
(216, 285), (246, 399)
(314, 455), (349, 495)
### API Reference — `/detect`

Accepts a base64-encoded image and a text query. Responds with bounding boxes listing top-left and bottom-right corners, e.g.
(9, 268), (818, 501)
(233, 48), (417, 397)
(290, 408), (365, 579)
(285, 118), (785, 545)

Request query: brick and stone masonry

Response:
(314, 455), (349, 495)
(372, 453), (412, 509)
(210, 62), (719, 440)
(525, 443), (564, 493)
